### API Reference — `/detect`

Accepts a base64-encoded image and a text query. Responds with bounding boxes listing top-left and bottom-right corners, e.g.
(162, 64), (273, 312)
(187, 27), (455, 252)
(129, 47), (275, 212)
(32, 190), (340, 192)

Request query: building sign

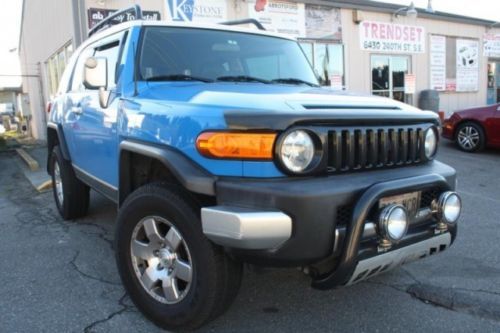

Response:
(456, 39), (479, 92)
(359, 21), (425, 54)
(404, 74), (416, 94)
(305, 5), (341, 40)
(88, 8), (161, 29)
(164, 0), (227, 24)
(429, 35), (446, 91)
(248, 0), (305, 37)
(483, 33), (500, 58)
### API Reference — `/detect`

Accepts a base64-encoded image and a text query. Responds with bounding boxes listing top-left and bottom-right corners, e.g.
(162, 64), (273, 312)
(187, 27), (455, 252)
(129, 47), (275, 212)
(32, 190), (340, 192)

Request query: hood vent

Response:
(302, 104), (401, 111)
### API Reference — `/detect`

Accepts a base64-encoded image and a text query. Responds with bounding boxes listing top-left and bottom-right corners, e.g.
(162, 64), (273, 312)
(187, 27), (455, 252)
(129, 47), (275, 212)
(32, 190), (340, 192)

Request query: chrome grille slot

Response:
(327, 125), (425, 173)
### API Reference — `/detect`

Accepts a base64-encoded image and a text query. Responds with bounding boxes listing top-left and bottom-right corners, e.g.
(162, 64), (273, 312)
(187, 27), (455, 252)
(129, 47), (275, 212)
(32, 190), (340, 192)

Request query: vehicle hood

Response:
(140, 82), (439, 130)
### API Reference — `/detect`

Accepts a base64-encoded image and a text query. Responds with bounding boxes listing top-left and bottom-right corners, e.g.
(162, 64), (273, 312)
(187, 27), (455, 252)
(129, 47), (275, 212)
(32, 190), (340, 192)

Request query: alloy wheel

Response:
(54, 162), (64, 205)
(130, 216), (193, 304)
(457, 126), (480, 150)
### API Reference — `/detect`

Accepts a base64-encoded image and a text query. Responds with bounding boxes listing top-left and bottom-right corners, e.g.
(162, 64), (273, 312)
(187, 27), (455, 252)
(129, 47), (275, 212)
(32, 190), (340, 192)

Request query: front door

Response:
(66, 32), (125, 187)
(371, 55), (410, 103)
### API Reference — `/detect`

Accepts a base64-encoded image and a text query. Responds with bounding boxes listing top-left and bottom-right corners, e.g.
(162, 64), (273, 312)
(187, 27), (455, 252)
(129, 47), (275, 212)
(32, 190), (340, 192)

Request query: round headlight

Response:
(424, 128), (438, 158)
(279, 130), (315, 173)
(437, 191), (462, 224)
(379, 204), (409, 242)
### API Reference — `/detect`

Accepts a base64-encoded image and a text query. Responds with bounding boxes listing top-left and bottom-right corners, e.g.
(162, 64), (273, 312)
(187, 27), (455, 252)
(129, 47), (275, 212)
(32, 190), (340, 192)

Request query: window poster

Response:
(456, 39), (479, 92)
(483, 33), (500, 58)
(429, 35), (446, 91)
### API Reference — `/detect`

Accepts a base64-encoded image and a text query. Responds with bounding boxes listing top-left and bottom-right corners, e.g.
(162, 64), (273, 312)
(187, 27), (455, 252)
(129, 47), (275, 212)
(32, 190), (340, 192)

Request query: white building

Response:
(19, 0), (500, 140)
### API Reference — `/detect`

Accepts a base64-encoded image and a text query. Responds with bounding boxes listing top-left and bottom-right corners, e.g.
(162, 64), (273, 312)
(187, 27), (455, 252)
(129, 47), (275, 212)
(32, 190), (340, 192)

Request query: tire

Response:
(50, 145), (90, 220)
(455, 122), (485, 152)
(115, 183), (242, 331)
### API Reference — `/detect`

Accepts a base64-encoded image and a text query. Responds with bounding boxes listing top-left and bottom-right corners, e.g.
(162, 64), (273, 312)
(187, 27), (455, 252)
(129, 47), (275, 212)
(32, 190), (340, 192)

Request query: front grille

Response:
(421, 188), (440, 208)
(336, 205), (353, 226)
(327, 125), (426, 173)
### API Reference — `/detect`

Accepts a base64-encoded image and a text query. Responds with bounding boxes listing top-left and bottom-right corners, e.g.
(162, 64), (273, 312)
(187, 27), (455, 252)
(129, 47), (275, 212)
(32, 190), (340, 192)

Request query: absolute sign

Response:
(360, 21), (425, 54)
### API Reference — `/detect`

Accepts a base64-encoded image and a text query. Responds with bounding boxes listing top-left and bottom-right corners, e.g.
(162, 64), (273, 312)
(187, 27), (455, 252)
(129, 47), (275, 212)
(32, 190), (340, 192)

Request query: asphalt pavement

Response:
(0, 140), (499, 333)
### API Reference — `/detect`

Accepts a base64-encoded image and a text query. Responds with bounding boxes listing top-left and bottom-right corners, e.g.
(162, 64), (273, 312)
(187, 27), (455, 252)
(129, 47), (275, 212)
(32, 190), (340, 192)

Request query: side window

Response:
(70, 47), (95, 92)
(94, 41), (120, 89)
(115, 31), (129, 83)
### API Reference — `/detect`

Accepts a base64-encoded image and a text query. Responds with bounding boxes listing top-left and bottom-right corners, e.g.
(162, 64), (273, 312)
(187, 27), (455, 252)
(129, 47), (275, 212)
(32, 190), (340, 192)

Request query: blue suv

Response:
(47, 6), (462, 331)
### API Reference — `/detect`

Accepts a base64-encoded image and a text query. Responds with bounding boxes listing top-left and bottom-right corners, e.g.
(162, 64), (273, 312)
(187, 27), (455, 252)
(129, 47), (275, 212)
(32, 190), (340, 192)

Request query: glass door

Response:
(487, 62), (500, 104)
(371, 55), (410, 103)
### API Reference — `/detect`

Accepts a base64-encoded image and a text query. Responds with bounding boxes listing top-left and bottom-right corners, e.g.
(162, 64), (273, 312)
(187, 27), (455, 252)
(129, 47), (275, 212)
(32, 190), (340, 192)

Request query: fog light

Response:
(436, 191), (461, 224)
(379, 204), (409, 243)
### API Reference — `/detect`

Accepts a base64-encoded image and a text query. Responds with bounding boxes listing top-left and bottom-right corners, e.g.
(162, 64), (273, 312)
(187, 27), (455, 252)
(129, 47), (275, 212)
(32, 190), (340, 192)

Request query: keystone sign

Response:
(165, 0), (227, 24)
(88, 8), (161, 29)
(359, 21), (425, 54)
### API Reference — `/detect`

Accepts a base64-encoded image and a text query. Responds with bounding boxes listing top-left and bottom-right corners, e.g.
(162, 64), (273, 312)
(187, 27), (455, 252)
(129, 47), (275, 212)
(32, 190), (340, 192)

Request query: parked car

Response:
(46, 6), (462, 331)
(442, 103), (500, 152)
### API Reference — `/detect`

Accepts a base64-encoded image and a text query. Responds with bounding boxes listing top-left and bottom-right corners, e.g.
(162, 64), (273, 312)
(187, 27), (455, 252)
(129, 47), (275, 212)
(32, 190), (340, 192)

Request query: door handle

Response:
(71, 106), (83, 114)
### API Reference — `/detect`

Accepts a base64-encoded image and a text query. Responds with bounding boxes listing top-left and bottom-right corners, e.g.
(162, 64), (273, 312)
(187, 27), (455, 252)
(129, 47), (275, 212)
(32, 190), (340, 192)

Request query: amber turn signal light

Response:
(196, 132), (277, 159)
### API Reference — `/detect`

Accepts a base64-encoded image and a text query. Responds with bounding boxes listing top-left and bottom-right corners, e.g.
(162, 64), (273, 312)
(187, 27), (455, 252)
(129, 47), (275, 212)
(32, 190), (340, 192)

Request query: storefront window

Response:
(371, 55), (410, 103)
(299, 41), (344, 88)
(487, 62), (500, 104)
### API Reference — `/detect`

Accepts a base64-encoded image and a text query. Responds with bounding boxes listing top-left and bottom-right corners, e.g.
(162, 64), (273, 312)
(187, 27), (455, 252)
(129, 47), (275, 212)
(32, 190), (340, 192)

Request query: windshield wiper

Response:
(271, 78), (319, 87)
(145, 74), (213, 83)
(216, 75), (270, 84)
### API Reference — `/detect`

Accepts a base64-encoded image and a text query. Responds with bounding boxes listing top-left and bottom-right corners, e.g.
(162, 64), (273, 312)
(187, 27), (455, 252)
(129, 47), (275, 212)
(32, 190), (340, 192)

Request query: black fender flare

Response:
(47, 122), (71, 173)
(118, 140), (216, 204)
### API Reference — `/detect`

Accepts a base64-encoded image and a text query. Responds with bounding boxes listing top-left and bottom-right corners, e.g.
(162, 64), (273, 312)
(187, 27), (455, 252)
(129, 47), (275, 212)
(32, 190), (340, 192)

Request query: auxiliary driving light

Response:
(379, 204), (409, 243)
(436, 191), (462, 225)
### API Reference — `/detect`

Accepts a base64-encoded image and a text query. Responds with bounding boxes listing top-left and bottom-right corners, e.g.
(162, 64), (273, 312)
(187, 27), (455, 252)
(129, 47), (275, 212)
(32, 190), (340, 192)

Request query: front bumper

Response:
(201, 160), (458, 287)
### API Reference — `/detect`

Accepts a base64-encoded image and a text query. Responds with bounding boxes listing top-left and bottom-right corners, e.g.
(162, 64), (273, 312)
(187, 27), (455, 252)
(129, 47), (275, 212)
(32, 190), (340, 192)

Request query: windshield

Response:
(139, 27), (319, 86)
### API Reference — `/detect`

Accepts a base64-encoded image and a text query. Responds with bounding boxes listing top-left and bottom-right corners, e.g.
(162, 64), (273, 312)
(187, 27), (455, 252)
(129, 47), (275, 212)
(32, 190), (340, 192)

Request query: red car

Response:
(442, 103), (500, 152)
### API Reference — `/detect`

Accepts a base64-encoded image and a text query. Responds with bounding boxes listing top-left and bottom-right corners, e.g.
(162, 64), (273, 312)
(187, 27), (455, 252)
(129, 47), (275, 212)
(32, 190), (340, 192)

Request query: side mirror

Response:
(83, 57), (107, 90)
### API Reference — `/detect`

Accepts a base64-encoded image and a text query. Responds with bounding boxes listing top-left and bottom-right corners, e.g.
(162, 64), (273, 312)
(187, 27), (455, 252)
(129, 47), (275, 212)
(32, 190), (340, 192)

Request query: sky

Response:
(0, 0), (498, 85)
(373, 0), (500, 21)
(0, 0), (22, 86)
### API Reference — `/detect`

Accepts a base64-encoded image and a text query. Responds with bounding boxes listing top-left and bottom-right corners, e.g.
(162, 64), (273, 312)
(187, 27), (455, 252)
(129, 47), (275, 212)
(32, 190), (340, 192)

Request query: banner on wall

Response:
(429, 35), (446, 91)
(483, 33), (500, 58)
(248, 0), (306, 37)
(88, 8), (161, 28)
(305, 5), (342, 40)
(456, 39), (479, 92)
(359, 21), (425, 54)
(164, 0), (227, 24)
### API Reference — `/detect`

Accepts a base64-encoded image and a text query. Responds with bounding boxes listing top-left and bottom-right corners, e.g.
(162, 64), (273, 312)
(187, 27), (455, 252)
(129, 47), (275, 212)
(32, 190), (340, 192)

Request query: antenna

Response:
(133, 41), (138, 96)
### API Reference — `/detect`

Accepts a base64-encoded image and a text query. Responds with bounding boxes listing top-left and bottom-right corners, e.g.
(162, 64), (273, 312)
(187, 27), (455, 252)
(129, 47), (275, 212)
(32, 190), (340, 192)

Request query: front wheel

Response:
(115, 183), (242, 331)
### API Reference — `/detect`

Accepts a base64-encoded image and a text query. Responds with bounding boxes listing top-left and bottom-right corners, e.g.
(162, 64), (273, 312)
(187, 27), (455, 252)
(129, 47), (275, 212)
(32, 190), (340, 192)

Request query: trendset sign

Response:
(359, 21), (425, 54)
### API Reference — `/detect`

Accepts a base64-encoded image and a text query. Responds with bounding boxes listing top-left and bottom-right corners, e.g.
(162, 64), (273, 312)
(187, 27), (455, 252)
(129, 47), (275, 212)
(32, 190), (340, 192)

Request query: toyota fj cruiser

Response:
(47, 6), (462, 331)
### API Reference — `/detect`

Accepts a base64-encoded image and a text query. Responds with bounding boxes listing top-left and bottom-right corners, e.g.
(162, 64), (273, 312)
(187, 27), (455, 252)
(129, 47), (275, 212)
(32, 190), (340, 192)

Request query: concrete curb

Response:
(36, 180), (53, 192)
(16, 148), (39, 171)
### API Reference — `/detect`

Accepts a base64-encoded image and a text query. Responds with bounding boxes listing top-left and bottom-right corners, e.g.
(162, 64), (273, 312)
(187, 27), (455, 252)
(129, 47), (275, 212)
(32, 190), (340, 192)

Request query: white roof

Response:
(85, 19), (296, 46)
